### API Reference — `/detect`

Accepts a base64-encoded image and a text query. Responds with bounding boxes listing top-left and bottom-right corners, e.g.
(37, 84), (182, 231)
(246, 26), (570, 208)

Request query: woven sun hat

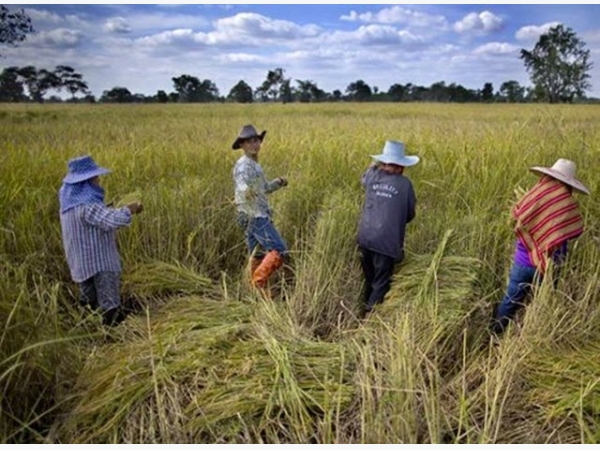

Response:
(62, 155), (111, 184)
(231, 124), (267, 150)
(530, 158), (590, 195)
(371, 140), (420, 167)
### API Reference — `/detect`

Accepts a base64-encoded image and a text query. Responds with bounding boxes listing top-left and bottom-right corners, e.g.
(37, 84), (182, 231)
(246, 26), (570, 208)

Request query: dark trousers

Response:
(359, 247), (396, 312)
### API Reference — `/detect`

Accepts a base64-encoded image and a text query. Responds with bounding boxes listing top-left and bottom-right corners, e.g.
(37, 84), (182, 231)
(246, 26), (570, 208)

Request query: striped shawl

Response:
(513, 176), (584, 273)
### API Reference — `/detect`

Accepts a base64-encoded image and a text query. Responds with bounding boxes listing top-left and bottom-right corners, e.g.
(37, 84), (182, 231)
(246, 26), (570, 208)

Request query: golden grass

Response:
(2, 102), (600, 443)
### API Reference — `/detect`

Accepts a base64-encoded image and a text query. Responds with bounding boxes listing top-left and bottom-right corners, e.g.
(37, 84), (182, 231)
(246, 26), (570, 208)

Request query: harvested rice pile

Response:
(55, 297), (356, 443)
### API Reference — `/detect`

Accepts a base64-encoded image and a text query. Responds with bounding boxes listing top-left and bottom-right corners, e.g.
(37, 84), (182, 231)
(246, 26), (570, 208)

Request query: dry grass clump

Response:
(54, 297), (356, 443)
(121, 260), (217, 302)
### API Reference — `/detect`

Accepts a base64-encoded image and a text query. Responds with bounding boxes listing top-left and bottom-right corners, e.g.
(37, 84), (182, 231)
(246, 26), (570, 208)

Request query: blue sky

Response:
(3, 3), (600, 99)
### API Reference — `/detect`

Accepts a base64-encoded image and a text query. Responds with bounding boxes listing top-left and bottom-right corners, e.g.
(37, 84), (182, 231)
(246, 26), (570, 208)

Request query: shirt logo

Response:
(372, 183), (398, 198)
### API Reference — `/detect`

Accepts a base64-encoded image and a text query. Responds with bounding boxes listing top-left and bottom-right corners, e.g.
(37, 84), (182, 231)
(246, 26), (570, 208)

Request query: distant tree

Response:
(168, 92), (179, 103)
(331, 89), (342, 101)
(520, 24), (592, 103)
(296, 79), (315, 103)
(279, 78), (293, 103)
(156, 90), (168, 103)
(17, 65), (60, 102)
(256, 67), (286, 102)
(446, 83), (477, 103)
(388, 83), (408, 102)
(172, 74), (219, 102)
(54, 65), (89, 100)
(481, 82), (494, 102)
(346, 80), (372, 101)
(0, 5), (34, 55)
(499, 80), (525, 103)
(429, 81), (449, 102)
(227, 80), (253, 103)
(0, 66), (25, 102)
(100, 86), (133, 103)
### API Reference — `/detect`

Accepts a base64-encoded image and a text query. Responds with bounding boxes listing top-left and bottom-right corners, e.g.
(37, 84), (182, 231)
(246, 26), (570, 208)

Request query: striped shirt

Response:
(233, 155), (283, 219)
(60, 203), (132, 282)
(512, 176), (583, 273)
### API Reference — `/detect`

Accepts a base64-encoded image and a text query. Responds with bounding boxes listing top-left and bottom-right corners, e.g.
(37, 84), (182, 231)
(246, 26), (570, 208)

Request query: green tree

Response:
(172, 74), (219, 102)
(16, 65), (60, 103)
(54, 65), (89, 100)
(256, 68), (286, 102)
(100, 86), (133, 103)
(156, 90), (168, 103)
(499, 80), (525, 103)
(520, 24), (592, 103)
(481, 82), (494, 102)
(0, 5), (34, 54)
(0, 66), (25, 102)
(345, 79), (372, 101)
(227, 80), (253, 103)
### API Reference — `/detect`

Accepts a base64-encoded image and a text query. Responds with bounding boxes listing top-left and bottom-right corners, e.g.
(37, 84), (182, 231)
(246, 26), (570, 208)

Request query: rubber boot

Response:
(252, 250), (284, 289)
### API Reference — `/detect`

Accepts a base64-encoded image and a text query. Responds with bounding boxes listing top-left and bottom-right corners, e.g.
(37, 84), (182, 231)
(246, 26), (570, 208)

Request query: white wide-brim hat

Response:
(371, 140), (419, 167)
(530, 158), (590, 195)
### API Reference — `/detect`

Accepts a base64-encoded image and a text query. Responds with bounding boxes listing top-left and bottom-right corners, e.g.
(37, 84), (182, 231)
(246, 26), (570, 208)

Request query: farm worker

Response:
(58, 155), (143, 327)
(232, 124), (289, 290)
(491, 158), (589, 335)
(357, 140), (419, 315)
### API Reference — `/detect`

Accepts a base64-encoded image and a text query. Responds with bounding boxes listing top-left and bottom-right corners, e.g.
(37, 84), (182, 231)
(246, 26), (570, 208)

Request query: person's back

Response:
(357, 140), (419, 315)
(358, 164), (416, 262)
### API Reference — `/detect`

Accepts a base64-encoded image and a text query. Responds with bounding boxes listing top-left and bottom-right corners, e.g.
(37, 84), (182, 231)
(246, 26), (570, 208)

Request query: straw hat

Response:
(530, 158), (590, 195)
(371, 140), (419, 167)
(231, 124), (267, 150)
(62, 155), (111, 184)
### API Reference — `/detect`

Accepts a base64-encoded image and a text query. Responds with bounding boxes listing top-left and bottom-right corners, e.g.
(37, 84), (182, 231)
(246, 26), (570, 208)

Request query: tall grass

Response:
(1, 102), (600, 443)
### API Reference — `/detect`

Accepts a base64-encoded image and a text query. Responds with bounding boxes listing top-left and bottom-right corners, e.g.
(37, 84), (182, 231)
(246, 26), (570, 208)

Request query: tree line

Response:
(0, 5), (595, 104)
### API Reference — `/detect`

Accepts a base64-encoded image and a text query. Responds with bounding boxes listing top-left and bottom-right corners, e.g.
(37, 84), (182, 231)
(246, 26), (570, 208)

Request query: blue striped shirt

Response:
(60, 203), (132, 282)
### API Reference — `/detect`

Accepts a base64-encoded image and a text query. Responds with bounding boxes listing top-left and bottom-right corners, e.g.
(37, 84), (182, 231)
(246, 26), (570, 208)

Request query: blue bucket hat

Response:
(371, 140), (419, 167)
(62, 155), (111, 184)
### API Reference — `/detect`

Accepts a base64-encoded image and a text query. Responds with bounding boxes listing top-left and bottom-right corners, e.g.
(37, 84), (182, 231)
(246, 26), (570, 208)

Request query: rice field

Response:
(1, 102), (600, 443)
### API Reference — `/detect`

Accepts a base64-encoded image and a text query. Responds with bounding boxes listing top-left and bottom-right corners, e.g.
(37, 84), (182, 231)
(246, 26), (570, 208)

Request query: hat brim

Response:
(232, 130), (267, 150)
(371, 154), (420, 167)
(530, 167), (590, 195)
(63, 167), (111, 185)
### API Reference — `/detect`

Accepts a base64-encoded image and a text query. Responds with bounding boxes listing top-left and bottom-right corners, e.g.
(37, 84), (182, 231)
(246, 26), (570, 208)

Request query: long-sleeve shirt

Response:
(357, 166), (416, 261)
(233, 155), (283, 219)
(60, 203), (132, 282)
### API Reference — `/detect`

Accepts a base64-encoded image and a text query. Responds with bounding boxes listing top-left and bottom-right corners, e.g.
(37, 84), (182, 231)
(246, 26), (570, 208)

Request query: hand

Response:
(278, 177), (288, 187)
(127, 202), (143, 215)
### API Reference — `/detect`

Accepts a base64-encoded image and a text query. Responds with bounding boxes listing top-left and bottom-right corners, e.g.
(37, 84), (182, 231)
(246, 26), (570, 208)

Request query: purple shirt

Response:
(513, 239), (568, 268)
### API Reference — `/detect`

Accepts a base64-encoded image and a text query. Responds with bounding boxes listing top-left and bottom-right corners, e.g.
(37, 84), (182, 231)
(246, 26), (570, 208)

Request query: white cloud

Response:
(217, 53), (264, 63)
(515, 22), (561, 42)
(104, 17), (132, 34)
(454, 11), (504, 34)
(340, 6), (447, 29)
(354, 25), (423, 46)
(26, 28), (83, 48)
(24, 8), (64, 24)
(213, 13), (320, 41)
(474, 42), (519, 55)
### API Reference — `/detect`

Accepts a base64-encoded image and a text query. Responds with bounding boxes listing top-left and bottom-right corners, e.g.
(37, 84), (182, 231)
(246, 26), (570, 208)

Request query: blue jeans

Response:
(492, 263), (539, 334)
(237, 214), (287, 256)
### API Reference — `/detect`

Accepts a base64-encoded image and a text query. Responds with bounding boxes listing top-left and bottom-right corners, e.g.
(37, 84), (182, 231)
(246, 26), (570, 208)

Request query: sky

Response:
(3, 3), (600, 99)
